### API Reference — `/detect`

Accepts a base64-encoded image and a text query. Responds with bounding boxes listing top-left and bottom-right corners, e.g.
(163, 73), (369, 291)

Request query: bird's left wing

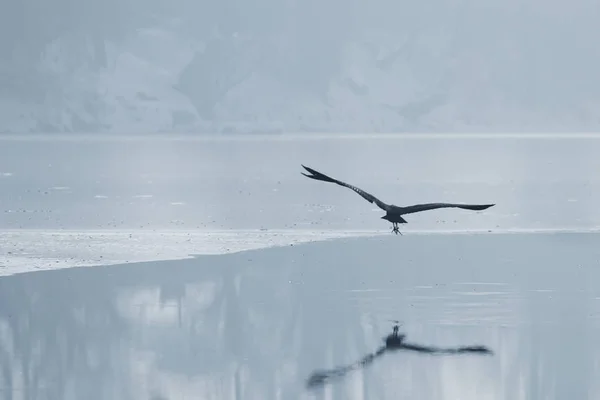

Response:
(301, 165), (391, 211)
(400, 203), (495, 215)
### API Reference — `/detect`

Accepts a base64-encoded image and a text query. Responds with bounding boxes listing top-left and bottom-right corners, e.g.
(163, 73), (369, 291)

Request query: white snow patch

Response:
(2, 227), (599, 277)
(0, 229), (382, 277)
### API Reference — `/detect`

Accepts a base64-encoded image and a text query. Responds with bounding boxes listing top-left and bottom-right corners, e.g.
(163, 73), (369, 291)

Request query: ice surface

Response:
(2, 133), (600, 232)
(0, 229), (382, 277)
(2, 134), (600, 277)
(3, 227), (600, 278)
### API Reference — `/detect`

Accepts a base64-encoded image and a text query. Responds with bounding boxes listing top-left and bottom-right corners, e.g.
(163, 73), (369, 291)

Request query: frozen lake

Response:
(2, 133), (600, 232)
(1, 133), (600, 399)
(2, 133), (600, 273)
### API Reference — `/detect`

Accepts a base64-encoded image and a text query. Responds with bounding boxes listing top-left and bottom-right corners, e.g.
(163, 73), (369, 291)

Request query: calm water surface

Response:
(1, 233), (599, 400)
(1, 134), (599, 399)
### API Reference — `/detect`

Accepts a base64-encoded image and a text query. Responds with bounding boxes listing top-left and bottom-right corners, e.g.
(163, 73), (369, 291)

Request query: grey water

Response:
(2, 134), (600, 232)
(1, 233), (600, 400)
(1, 134), (600, 399)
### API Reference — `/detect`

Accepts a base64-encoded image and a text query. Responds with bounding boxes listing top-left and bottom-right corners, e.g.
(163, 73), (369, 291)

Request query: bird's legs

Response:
(391, 223), (402, 235)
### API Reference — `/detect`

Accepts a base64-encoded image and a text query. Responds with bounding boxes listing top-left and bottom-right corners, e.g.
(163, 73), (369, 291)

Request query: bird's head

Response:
(381, 215), (390, 222)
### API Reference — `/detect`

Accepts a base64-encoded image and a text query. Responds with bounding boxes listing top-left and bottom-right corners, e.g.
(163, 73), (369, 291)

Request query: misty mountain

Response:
(1, 0), (599, 133)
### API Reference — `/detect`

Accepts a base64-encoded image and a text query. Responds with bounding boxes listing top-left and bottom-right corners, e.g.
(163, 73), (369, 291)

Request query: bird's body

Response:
(301, 165), (494, 234)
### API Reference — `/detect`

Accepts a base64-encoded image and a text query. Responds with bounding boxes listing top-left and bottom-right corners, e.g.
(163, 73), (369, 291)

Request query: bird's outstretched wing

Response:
(399, 342), (493, 355)
(301, 165), (391, 211)
(400, 203), (495, 215)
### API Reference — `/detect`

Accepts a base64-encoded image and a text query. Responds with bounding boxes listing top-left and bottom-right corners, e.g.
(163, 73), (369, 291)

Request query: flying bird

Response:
(301, 165), (494, 234)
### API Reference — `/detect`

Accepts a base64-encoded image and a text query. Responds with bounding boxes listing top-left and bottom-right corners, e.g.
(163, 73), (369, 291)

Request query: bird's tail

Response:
(301, 165), (337, 183)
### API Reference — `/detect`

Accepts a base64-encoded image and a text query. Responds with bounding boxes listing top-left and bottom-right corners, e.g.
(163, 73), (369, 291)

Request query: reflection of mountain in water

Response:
(0, 268), (129, 400)
(1, 233), (599, 399)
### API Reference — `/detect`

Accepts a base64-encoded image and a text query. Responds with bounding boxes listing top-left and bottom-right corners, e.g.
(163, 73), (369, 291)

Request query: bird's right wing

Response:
(400, 203), (495, 215)
(301, 165), (391, 211)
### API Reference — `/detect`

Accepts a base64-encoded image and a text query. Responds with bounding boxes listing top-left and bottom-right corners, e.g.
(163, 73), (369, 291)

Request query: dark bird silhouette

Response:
(306, 323), (493, 388)
(301, 165), (495, 234)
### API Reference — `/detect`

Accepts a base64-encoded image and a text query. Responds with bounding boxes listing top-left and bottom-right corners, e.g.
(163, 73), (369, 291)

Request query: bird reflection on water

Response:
(306, 324), (494, 388)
